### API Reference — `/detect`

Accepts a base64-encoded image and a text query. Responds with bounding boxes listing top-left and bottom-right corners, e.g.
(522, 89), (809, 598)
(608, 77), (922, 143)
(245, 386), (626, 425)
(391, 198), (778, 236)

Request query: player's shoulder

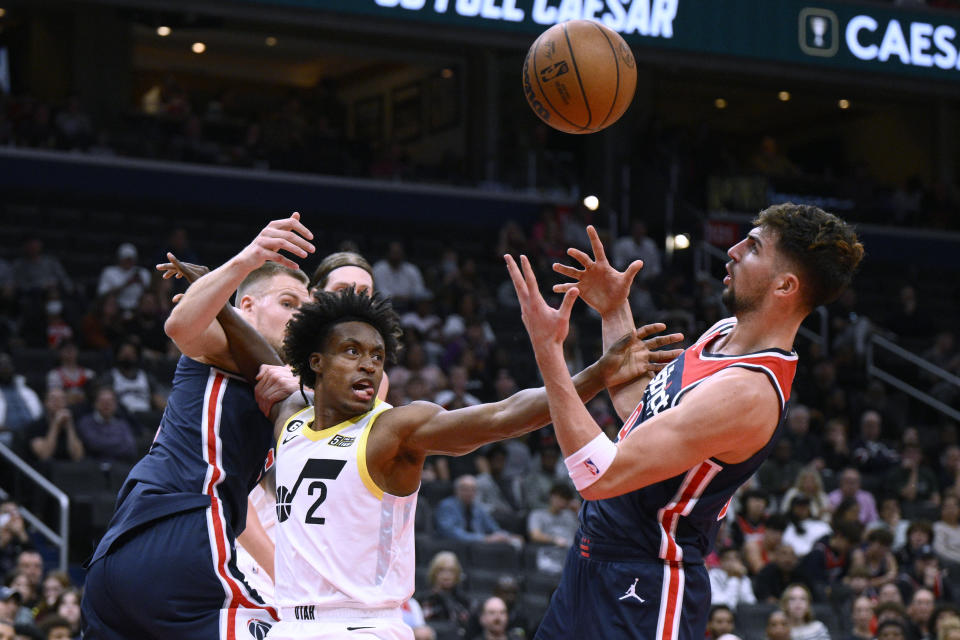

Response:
(379, 400), (444, 424)
(695, 317), (736, 344)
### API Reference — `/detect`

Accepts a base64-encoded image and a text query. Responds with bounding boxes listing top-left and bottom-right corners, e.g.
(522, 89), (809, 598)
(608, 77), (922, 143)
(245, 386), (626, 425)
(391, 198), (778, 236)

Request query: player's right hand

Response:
(552, 225), (643, 316)
(255, 364), (300, 417)
(238, 212), (315, 272)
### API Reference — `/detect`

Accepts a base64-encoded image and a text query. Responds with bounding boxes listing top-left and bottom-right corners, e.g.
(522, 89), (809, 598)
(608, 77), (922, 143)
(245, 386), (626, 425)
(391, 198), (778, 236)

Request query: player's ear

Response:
(775, 272), (800, 299)
(309, 352), (325, 377)
(236, 294), (255, 312)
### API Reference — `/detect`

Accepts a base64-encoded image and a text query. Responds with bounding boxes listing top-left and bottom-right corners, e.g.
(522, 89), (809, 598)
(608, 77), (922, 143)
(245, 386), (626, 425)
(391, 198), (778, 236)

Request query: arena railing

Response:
(0, 443), (69, 572)
(866, 334), (960, 423)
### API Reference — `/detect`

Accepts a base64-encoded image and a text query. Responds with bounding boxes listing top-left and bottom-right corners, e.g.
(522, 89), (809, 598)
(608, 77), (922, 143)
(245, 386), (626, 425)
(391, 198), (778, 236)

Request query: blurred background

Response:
(1, 1), (960, 639)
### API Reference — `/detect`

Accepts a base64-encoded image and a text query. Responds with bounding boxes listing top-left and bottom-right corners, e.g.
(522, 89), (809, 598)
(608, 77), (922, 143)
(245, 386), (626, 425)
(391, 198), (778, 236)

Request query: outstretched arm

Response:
(553, 225), (652, 420)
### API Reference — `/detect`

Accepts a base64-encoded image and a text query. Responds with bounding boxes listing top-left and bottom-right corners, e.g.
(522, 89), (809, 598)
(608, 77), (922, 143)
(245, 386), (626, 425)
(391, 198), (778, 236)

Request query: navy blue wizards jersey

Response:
(580, 318), (797, 565)
(92, 356), (275, 564)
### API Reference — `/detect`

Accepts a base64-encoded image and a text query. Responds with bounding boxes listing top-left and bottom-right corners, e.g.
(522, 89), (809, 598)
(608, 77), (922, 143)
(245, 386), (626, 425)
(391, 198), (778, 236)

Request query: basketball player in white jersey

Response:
(235, 250), (386, 604)
(237, 288), (682, 639)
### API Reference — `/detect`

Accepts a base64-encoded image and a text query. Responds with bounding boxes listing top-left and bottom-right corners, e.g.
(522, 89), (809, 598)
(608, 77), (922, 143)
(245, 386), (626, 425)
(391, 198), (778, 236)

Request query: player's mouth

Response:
(723, 263), (733, 285)
(351, 379), (375, 402)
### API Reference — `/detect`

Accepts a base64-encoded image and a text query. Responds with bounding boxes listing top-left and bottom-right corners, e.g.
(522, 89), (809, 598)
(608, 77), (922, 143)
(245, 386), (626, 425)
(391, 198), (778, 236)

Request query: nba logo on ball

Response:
(522, 20), (637, 134)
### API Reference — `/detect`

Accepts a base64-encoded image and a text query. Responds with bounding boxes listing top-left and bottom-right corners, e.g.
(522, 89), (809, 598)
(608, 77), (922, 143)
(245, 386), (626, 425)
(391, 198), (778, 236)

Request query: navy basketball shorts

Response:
(535, 536), (710, 640)
(82, 506), (278, 640)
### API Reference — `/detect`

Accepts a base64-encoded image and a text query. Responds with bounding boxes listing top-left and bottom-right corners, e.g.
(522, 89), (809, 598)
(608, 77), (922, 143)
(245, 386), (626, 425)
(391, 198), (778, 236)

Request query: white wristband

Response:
(565, 433), (617, 492)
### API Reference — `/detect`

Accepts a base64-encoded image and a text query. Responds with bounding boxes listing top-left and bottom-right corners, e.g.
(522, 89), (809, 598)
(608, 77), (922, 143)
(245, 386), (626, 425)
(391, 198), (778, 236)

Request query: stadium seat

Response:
(524, 570), (560, 598)
(521, 592), (552, 633)
(426, 619), (463, 640)
(415, 499), (434, 535)
(463, 567), (502, 594)
(415, 534), (468, 567)
(49, 459), (108, 498)
(467, 541), (520, 572)
(734, 602), (779, 639)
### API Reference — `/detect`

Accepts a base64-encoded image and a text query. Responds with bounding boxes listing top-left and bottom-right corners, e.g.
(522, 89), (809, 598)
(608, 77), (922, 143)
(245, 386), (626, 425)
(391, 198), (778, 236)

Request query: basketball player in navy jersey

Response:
(81, 213), (315, 640)
(507, 203), (863, 640)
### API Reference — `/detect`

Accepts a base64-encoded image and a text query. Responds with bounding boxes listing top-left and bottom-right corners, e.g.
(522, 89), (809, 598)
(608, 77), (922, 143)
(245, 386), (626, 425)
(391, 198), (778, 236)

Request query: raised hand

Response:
(553, 225), (643, 316)
(237, 211), (315, 271)
(598, 323), (684, 391)
(254, 364), (301, 417)
(156, 253), (210, 283)
(505, 254), (579, 351)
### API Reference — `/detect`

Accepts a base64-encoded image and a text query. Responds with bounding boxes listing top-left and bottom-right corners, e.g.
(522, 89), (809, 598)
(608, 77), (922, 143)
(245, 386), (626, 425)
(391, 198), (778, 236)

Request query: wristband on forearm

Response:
(565, 433), (617, 491)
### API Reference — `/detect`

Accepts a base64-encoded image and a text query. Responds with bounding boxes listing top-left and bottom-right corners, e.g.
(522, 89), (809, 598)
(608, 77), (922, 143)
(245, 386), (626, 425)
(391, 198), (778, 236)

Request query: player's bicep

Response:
(398, 401), (496, 457)
(167, 317), (229, 360)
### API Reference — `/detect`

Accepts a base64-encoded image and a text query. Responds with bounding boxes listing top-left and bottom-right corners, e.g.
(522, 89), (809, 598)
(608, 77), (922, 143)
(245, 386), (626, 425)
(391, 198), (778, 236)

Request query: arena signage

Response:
(254, 0), (960, 81)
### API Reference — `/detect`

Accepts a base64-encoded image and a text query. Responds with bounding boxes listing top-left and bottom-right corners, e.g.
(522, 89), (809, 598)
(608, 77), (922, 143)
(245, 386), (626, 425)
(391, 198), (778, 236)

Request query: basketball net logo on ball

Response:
(523, 20), (637, 134)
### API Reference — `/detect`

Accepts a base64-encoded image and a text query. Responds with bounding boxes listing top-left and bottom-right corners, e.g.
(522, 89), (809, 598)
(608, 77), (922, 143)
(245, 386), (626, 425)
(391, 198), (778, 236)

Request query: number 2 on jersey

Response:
(276, 458), (346, 525)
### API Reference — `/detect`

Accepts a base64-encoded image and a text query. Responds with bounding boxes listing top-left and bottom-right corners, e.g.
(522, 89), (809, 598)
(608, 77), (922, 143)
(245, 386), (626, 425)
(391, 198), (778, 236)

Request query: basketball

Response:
(522, 20), (637, 134)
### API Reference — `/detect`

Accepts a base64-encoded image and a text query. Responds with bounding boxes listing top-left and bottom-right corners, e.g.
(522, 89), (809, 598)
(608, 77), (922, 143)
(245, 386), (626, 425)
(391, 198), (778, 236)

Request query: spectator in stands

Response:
(0, 502), (32, 579)
(875, 619), (907, 640)
(106, 340), (164, 418)
(471, 596), (522, 640)
(758, 439), (803, 505)
(745, 514), (788, 575)
(832, 498), (862, 529)
(850, 528), (898, 592)
(885, 284), (934, 344)
(754, 544), (813, 604)
(527, 482), (577, 574)
(11, 237), (72, 299)
(79, 295), (124, 352)
(851, 411), (899, 482)
(51, 589), (80, 639)
(0, 620), (12, 640)
(705, 605), (735, 639)
(97, 243), (150, 317)
(939, 446), (960, 500)
(421, 551), (473, 631)
(54, 96), (93, 151)
(709, 545), (756, 611)
(45, 342), (93, 407)
(785, 405), (821, 465)
(765, 610), (791, 640)
(898, 520), (935, 569)
(435, 475), (521, 546)
(434, 365), (480, 411)
(819, 418), (852, 477)
(868, 496), (910, 552)
(783, 495), (833, 557)
(782, 467), (832, 521)
(941, 621), (960, 640)
(389, 342), (445, 395)
(400, 597), (435, 640)
(75, 387), (136, 462)
(33, 572), (69, 625)
(37, 615), (71, 640)
(0, 354), (43, 449)
(43, 296), (72, 350)
(123, 291), (169, 360)
(848, 595), (873, 640)
(15, 552), (42, 602)
(25, 388), (84, 465)
(828, 468), (878, 525)
(878, 583), (904, 608)
(803, 520), (863, 603)
(904, 588), (936, 640)
(931, 605), (960, 640)
(935, 494), (960, 565)
(885, 443), (940, 520)
(475, 444), (523, 531)
(7, 573), (36, 623)
(897, 545), (954, 604)
(0, 586), (21, 626)
(780, 583), (830, 640)
(372, 241), (428, 309)
(731, 489), (770, 550)
(611, 221), (662, 281)
(520, 443), (564, 512)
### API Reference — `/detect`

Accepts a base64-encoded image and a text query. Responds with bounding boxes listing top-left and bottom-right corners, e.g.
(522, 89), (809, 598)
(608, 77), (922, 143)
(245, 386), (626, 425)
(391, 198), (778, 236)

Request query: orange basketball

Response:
(522, 20), (637, 134)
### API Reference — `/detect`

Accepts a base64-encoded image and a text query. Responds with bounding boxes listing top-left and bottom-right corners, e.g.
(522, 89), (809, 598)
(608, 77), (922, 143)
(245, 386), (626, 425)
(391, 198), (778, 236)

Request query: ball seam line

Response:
(562, 22), (593, 132)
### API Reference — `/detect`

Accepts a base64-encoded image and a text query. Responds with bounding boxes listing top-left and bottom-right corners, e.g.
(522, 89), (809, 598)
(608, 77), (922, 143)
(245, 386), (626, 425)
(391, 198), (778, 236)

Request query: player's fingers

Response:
(649, 348), (683, 362)
(557, 287), (579, 318)
(504, 255), (528, 301)
(552, 282), (577, 294)
(624, 260), (645, 282)
(519, 255), (544, 302)
(261, 230), (314, 256)
(587, 225), (607, 263)
(171, 293), (184, 305)
(635, 323), (668, 339)
(553, 263), (584, 279)
(644, 333), (685, 349)
(566, 247), (592, 268)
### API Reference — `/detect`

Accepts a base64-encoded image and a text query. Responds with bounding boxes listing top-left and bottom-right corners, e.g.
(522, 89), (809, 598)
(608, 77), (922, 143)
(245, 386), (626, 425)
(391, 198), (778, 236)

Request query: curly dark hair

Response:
(282, 289), (402, 388)
(754, 203), (864, 310)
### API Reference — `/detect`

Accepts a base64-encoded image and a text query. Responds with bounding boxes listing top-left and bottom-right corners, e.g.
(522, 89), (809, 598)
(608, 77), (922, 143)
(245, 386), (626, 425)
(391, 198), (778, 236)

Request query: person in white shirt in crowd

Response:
(0, 354), (42, 448)
(781, 466), (832, 521)
(106, 340), (164, 417)
(782, 495), (832, 557)
(434, 365), (480, 410)
(372, 241), (429, 308)
(527, 482), (579, 574)
(611, 221), (662, 281)
(709, 545), (757, 612)
(97, 243), (151, 316)
(934, 493), (960, 565)
(780, 584), (830, 640)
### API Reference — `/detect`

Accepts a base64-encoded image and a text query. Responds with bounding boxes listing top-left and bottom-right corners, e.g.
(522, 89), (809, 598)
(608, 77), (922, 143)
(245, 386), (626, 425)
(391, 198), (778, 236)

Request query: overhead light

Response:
(582, 195), (599, 211)
(0, 8), (7, 18)
(838, 99), (850, 109)
(156, 25), (171, 36)
(192, 42), (206, 54)
(440, 68), (454, 79)
(714, 98), (727, 109)
(673, 234), (691, 250)
(778, 91), (791, 102)
(265, 36), (277, 47)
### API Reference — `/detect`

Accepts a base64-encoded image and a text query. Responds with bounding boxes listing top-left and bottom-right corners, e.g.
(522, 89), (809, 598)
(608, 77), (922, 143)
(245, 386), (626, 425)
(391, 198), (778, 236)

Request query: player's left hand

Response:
(255, 364), (300, 417)
(505, 254), (578, 351)
(156, 253), (210, 283)
(598, 323), (684, 389)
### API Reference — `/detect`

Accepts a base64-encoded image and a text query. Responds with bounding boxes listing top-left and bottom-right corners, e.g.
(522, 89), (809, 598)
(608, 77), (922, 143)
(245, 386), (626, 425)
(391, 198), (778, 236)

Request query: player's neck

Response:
(717, 310), (800, 354)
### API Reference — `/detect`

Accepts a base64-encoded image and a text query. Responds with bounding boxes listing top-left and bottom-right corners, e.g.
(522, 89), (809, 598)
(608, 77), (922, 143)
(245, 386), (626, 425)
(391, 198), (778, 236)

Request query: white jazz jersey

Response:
(235, 482), (276, 603)
(274, 400), (417, 611)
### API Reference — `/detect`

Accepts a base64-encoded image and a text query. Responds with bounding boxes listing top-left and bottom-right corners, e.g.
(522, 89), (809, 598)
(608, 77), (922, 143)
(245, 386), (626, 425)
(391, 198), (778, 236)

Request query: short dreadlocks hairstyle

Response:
(754, 203), (864, 311)
(283, 288), (402, 388)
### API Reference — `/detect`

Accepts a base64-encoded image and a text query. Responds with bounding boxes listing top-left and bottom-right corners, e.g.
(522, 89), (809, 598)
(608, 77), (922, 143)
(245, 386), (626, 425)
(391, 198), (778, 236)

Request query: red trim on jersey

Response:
(657, 461), (720, 562)
(661, 563), (681, 640)
(202, 373), (279, 631)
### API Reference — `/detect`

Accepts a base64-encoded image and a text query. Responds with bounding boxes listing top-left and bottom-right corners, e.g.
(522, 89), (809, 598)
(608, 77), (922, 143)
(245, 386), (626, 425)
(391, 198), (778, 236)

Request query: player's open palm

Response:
(553, 225), (643, 316)
(239, 211), (316, 271)
(505, 254), (578, 350)
(599, 323), (684, 389)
